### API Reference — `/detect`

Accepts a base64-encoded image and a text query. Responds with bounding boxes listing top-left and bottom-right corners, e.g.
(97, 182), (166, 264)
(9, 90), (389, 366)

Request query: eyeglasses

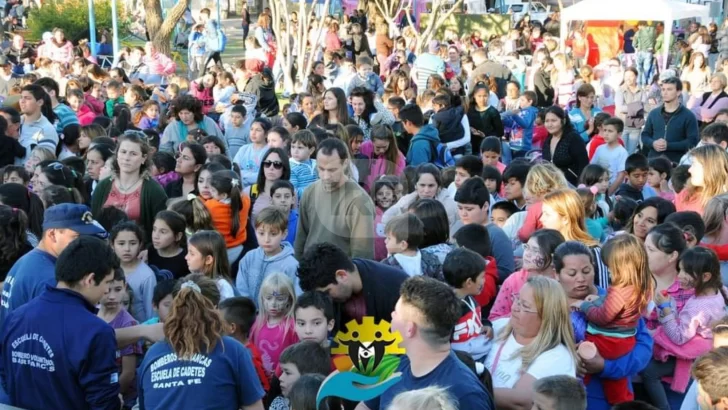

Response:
(263, 160), (284, 170)
(511, 294), (538, 314)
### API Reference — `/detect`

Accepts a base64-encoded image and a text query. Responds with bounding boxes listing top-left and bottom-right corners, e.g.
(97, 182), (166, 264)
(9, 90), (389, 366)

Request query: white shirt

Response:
(485, 318), (576, 389)
(393, 251), (423, 277)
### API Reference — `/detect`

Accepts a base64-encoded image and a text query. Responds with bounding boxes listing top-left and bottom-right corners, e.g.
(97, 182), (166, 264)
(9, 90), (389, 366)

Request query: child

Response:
(142, 279), (176, 325)
(442, 247), (491, 363)
(532, 109), (548, 150)
(480, 136), (506, 173)
(2, 166), (29, 186)
(288, 374), (332, 410)
(502, 162), (530, 211)
(647, 156), (674, 201)
(501, 90), (539, 154)
(679, 122), (728, 165)
(516, 162), (570, 242)
(664, 211), (705, 248)
(236, 207), (299, 304)
(270, 342), (332, 410)
(381, 213), (444, 280)
(447, 155), (483, 197)
(0, 116), (25, 166)
(643, 246), (728, 408)
(147, 210), (190, 279)
(490, 201), (518, 228)
(220, 296), (270, 392)
(233, 118), (270, 187)
(388, 96), (409, 154)
(294, 291), (334, 346)
(573, 234), (654, 404)
(590, 117), (629, 195)
(205, 170), (251, 263)
(373, 177), (398, 261)
(104, 80), (124, 117)
(614, 153), (656, 202)
(268, 126), (291, 152)
(225, 105), (250, 160)
(151, 151), (180, 188)
(111, 222), (157, 323)
(482, 165), (504, 206)
(289, 130), (319, 198)
(670, 165), (691, 195)
(346, 56), (384, 97)
(97, 268), (141, 408)
(186, 230), (236, 301)
(585, 112), (615, 160)
(270, 180), (298, 244)
(431, 94), (465, 156)
(610, 196), (639, 233)
(65, 89), (96, 126)
(576, 186), (606, 242)
(250, 272), (300, 377)
(135, 100), (160, 131)
(532, 376), (587, 410)
(202, 135), (227, 156)
(580, 164), (612, 218)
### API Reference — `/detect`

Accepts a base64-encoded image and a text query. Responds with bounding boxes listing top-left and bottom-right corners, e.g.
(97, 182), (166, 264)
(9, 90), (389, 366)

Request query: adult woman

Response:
(622, 197), (676, 241)
(485, 276), (577, 409)
(79, 124), (108, 155)
(246, 148), (291, 219)
(350, 87), (395, 141)
(691, 73), (728, 124)
(644, 224), (690, 330)
(91, 131), (167, 242)
(382, 164), (458, 229)
(33, 162), (87, 204)
(615, 67), (647, 154)
(375, 22), (393, 70)
(254, 14), (276, 68)
(137, 275), (265, 409)
(161, 95), (223, 153)
(165, 143), (206, 198)
(675, 144), (728, 215)
(568, 83), (602, 142)
(310, 88), (353, 127)
(553, 241), (653, 410)
(0, 205), (32, 285)
(0, 184), (44, 246)
(347, 23), (372, 65)
(467, 82), (504, 156)
(540, 189), (608, 288)
(359, 124), (406, 192)
(84, 144), (115, 198)
(44, 28), (73, 65)
(542, 106), (589, 185)
(298, 92), (317, 122)
(407, 198), (454, 264)
(681, 52), (712, 103)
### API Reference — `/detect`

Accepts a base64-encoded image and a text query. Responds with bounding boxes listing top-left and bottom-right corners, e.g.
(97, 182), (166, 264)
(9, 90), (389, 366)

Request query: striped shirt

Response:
(646, 279), (695, 331)
(290, 159), (318, 199)
(412, 53), (445, 95)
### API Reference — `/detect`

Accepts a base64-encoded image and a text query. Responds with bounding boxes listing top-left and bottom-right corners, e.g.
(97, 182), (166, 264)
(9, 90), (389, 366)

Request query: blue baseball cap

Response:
(42, 204), (108, 238)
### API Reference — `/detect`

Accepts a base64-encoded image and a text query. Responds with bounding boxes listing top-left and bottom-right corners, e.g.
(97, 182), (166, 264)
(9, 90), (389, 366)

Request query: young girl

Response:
(643, 246), (728, 408)
(250, 272), (299, 377)
(135, 100), (161, 131)
(147, 210), (190, 279)
(186, 230), (236, 301)
(574, 234), (653, 405)
(205, 170), (251, 263)
(516, 163), (570, 242)
(576, 186), (606, 243)
(111, 222), (157, 323)
(233, 118), (271, 187)
(373, 177), (397, 261)
(580, 164), (612, 218)
(213, 71), (237, 113)
(151, 151), (180, 188)
(97, 270), (141, 408)
(648, 157), (675, 202)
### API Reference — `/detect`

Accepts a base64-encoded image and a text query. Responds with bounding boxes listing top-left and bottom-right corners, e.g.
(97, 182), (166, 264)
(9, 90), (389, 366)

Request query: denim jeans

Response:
(501, 141), (513, 165)
(622, 128), (642, 154)
(636, 51), (654, 86)
(640, 357), (676, 410)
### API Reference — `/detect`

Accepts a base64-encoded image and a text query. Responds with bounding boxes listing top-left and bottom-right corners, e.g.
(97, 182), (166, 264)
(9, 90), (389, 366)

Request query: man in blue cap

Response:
(0, 236), (121, 410)
(0, 203), (107, 325)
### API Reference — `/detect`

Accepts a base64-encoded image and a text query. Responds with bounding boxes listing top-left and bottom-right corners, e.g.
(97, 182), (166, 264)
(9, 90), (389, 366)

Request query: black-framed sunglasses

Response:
(263, 160), (284, 170)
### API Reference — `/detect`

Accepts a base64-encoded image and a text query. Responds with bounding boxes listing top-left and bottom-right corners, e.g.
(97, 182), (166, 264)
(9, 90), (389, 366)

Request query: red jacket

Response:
(474, 256), (499, 308)
(246, 341), (270, 392)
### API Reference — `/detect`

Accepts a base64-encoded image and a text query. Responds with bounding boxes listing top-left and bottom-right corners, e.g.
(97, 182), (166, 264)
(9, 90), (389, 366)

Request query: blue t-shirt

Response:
(364, 352), (493, 410)
(0, 249), (57, 327)
(137, 336), (265, 410)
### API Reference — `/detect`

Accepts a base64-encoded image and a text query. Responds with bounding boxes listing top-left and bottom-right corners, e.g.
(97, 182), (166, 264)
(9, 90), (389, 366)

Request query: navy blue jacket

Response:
(0, 248), (57, 327)
(640, 104), (699, 163)
(0, 286), (120, 410)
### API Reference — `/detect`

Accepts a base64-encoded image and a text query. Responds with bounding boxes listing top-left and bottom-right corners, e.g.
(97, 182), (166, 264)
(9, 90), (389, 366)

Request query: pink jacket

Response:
(75, 104), (97, 126)
(488, 269), (529, 321)
(653, 330), (712, 393)
(359, 140), (406, 191)
(190, 82), (214, 114)
(517, 201), (543, 242)
(45, 41), (74, 64)
(84, 94), (105, 115)
(143, 53), (177, 76)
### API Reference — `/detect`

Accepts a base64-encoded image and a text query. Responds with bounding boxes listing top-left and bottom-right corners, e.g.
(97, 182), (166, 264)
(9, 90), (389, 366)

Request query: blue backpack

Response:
(429, 140), (455, 169)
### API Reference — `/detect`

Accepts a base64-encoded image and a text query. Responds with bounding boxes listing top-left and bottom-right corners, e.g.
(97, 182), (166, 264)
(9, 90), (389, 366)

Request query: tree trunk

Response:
(143, 0), (190, 56)
(410, 0), (463, 54)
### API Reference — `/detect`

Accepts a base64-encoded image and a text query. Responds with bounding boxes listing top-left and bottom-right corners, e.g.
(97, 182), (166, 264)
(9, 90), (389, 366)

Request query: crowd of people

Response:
(3, 4), (728, 410)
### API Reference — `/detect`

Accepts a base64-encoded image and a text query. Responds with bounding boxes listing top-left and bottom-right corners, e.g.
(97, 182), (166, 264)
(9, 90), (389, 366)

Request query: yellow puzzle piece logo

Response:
(331, 317), (405, 374)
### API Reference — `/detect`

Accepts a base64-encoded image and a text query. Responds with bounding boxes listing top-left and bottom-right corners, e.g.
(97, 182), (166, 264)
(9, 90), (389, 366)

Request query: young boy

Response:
(447, 155), (483, 197)
(502, 162), (530, 211)
(219, 296), (270, 392)
(294, 291), (334, 346)
(532, 375), (587, 410)
(715, 109), (728, 124)
(270, 341), (333, 410)
(480, 136), (506, 173)
(591, 117), (629, 195)
(482, 165), (504, 206)
(679, 121), (728, 165)
(401, 103), (441, 166)
(388, 96), (411, 155)
(670, 164), (690, 194)
(224, 104), (250, 159)
(501, 90), (539, 154)
(270, 180), (298, 244)
(141, 279), (176, 324)
(431, 94), (465, 155)
(442, 247), (491, 363)
(235, 208), (300, 305)
(490, 201), (519, 228)
(647, 156), (674, 201)
(614, 153), (656, 202)
(381, 213), (444, 280)
(105, 80), (125, 117)
(586, 113), (618, 160)
(289, 129), (318, 198)
(346, 56), (384, 98)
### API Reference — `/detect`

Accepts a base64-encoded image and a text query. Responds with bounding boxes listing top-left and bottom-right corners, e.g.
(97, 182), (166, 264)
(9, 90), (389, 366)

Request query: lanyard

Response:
(489, 335), (509, 376)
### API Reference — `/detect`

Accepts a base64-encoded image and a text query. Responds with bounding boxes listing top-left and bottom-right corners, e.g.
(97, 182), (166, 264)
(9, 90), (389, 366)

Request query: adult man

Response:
(691, 347), (728, 409)
(0, 56), (19, 97)
(451, 177), (515, 282)
(0, 107), (21, 140)
(357, 276), (493, 410)
(0, 204), (107, 326)
(34, 77), (79, 134)
(411, 40), (445, 95)
(17, 84), (57, 165)
(5, 34), (34, 74)
(641, 77), (699, 163)
(468, 48), (514, 99)
(633, 21), (657, 87)
(0, 236), (121, 410)
(294, 138), (375, 259)
(297, 242), (407, 334)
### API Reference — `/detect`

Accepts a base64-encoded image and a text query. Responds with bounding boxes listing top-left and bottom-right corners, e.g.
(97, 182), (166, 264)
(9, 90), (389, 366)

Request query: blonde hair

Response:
(524, 163), (569, 199)
(497, 276), (577, 372)
(30, 146), (56, 164)
(712, 72), (728, 89)
(542, 189), (598, 246)
(686, 145), (728, 208)
(387, 387), (458, 410)
(602, 234), (653, 312)
(250, 272), (296, 341)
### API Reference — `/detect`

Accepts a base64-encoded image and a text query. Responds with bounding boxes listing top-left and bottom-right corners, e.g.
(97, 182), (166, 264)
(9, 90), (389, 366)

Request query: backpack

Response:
(428, 140), (455, 169)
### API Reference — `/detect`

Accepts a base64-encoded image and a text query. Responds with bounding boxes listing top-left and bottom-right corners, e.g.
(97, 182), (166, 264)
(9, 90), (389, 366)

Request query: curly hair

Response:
(297, 243), (355, 291)
(172, 95), (204, 123)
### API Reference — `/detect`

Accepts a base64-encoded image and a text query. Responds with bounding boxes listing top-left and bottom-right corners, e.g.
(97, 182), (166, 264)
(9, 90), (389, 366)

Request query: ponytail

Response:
(210, 170), (243, 239)
(169, 196), (213, 235)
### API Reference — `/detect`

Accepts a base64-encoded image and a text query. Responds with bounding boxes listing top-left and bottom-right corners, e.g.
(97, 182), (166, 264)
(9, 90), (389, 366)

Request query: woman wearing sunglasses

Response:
(245, 147), (291, 220)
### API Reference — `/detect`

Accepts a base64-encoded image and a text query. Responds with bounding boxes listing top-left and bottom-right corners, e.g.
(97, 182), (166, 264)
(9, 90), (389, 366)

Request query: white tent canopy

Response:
(560, 0), (711, 70)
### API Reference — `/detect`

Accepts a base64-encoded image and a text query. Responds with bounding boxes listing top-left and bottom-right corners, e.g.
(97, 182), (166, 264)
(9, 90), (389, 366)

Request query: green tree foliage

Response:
(27, 0), (127, 42)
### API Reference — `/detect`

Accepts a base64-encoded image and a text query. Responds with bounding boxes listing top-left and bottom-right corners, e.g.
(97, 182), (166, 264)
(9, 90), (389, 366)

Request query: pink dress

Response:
(250, 317), (299, 377)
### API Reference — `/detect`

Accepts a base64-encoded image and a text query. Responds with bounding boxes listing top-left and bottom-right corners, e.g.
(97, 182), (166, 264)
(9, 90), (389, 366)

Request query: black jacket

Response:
(467, 106), (504, 153)
(542, 129), (589, 185)
(534, 67), (554, 108)
(244, 69), (280, 118)
(432, 106), (465, 147)
(0, 135), (25, 167)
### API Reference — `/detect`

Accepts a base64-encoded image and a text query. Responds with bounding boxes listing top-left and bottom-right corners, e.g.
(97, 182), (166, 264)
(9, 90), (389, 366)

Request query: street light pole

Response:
(111, 0), (120, 66)
(88, 0), (97, 57)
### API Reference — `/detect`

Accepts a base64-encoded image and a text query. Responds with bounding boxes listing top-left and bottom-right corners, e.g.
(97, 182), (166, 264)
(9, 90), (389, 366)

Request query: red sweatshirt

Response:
(474, 256), (499, 308)
(246, 342), (270, 392)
